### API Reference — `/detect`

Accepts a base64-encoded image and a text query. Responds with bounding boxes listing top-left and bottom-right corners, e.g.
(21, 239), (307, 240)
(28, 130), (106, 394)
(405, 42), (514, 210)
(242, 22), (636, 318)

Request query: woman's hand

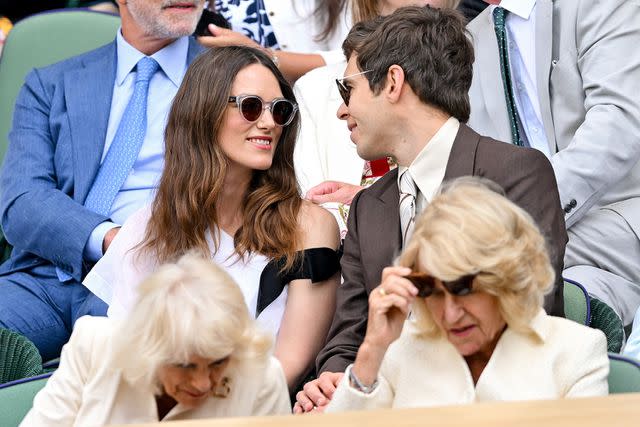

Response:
(364, 266), (417, 350)
(197, 24), (262, 49)
(350, 266), (417, 387)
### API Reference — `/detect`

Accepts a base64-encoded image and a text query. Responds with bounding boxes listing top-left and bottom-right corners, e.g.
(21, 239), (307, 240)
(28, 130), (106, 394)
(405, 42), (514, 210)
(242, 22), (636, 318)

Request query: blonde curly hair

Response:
(112, 253), (271, 393)
(398, 177), (554, 340)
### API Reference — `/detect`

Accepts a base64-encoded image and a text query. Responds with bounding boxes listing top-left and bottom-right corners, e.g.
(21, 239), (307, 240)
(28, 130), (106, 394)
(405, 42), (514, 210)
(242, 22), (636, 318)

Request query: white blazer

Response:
(327, 310), (609, 412)
(294, 61), (365, 195)
(21, 317), (291, 426)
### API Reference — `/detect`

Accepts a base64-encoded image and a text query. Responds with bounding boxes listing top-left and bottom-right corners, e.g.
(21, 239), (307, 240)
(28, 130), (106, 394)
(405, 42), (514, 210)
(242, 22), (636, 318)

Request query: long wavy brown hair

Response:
(139, 46), (302, 269)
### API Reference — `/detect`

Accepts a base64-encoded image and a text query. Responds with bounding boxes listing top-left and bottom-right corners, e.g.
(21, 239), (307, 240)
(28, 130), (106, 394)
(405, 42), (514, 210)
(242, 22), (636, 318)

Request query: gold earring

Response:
(211, 377), (231, 398)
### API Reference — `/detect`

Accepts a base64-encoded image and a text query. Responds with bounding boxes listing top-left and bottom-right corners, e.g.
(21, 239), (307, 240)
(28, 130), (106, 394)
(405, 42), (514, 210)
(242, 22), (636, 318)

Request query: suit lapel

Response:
(362, 171), (401, 287)
(475, 11), (512, 143)
(443, 124), (479, 181)
(65, 43), (117, 203)
(535, 0), (557, 153)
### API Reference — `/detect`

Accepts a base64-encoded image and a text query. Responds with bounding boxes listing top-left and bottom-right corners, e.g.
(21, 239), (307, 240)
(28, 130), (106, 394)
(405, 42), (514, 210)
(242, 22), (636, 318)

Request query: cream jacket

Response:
(327, 311), (608, 412)
(21, 317), (291, 426)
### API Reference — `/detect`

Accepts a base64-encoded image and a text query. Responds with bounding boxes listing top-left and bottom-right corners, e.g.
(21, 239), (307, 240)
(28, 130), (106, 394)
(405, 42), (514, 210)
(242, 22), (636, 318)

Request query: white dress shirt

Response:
(398, 117), (460, 218)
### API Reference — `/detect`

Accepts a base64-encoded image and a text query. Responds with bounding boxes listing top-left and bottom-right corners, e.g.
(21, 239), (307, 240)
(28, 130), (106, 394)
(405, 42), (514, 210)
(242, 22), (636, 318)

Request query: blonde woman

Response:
(22, 254), (290, 425)
(326, 178), (608, 411)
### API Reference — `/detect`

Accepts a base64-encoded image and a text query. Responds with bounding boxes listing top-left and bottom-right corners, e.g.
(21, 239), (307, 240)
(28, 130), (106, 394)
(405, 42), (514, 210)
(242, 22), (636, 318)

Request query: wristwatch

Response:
(348, 365), (379, 394)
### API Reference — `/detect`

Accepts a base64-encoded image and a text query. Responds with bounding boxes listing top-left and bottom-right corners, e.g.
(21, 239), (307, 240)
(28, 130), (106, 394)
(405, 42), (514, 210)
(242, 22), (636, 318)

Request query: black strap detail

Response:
(256, 247), (341, 316)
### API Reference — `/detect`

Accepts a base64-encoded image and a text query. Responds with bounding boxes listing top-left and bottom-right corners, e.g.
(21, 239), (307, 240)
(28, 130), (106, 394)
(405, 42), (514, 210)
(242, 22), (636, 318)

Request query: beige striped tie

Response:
(399, 169), (418, 246)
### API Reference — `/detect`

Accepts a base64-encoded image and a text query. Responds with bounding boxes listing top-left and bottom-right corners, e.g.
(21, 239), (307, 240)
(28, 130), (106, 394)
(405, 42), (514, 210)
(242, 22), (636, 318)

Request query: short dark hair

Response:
(343, 6), (474, 122)
(342, 15), (386, 60)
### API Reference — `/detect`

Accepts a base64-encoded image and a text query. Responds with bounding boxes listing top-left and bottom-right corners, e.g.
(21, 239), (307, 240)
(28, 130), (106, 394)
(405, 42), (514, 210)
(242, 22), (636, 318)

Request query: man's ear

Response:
(384, 65), (405, 103)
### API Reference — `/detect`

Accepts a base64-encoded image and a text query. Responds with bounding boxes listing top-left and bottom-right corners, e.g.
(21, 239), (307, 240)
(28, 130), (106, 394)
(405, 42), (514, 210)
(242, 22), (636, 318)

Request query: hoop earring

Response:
(211, 377), (231, 398)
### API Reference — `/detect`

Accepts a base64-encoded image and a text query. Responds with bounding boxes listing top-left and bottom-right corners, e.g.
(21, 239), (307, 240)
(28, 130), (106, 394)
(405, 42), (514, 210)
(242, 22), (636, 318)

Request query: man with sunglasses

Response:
(294, 5), (567, 413)
(0, 0), (205, 361)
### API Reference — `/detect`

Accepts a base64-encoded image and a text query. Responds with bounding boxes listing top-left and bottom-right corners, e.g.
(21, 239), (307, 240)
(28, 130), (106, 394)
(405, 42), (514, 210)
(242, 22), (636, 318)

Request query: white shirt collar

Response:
(493, 0), (536, 20)
(398, 117), (460, 203)
(115, 28), (189, 87)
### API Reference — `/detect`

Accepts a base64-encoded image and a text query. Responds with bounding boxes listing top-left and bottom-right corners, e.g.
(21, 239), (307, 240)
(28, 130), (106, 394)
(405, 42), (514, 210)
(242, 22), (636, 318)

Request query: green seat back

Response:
(0, 328), (43, 384)
(563, 279), (624, 353)
(591, 298), (624, 353)
(0, 374), (51, 427)
(0, 9), (121, 164)
(563, 279), (589, 325)
(608, 354), (640, 393)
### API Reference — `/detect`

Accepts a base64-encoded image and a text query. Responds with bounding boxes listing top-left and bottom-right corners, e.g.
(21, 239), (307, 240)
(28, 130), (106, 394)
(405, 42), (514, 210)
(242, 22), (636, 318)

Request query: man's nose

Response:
(336, 101), (349, 120)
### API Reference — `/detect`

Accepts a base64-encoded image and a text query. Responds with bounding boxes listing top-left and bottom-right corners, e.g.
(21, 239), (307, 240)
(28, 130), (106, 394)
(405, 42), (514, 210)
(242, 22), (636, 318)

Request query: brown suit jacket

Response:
(317, 124), (568, 374)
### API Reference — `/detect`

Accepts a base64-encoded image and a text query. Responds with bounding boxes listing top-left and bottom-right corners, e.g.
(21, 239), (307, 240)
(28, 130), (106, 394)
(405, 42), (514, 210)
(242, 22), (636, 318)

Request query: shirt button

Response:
(570, 199), (577, 208)
(281, 44), (288, 49)
(269, 11), (275, 16)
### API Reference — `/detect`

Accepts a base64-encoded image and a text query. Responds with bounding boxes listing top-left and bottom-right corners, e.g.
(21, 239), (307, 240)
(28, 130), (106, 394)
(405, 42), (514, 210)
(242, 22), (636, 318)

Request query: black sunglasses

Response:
(228, 95), (298, 127)
(335, 70), (371, 106)
(404, 272), (475, 298)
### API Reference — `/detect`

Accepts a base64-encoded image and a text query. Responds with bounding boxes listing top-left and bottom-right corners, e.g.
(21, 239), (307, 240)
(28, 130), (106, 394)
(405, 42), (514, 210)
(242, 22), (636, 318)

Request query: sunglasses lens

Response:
(445, 275), (475, 296)
(240, 96), (263, 122)
(336, 80), (350, 106)
(406, 273), (435, 298)
(272, 100), (295, 126)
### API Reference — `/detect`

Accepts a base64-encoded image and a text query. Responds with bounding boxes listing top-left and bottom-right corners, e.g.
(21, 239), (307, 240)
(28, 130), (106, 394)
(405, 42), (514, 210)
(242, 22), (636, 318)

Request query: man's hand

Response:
(197, 24), (262, 49)
(305, 181), (364, 205)
(293, 371), (344, 414)
(102, 226), (121, 254)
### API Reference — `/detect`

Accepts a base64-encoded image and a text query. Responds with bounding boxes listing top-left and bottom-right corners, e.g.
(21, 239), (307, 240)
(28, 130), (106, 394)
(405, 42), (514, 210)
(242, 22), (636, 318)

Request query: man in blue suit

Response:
(0, 0), (206, 360)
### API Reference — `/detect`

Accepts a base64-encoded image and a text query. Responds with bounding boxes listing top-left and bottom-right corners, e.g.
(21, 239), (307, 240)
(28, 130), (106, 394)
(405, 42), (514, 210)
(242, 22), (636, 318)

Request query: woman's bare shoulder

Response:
(297, 201), (340, 250)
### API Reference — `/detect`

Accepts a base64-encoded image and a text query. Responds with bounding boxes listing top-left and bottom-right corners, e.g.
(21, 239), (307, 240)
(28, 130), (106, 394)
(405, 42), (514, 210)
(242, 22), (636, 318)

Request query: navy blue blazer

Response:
(0, 37), (204, 282)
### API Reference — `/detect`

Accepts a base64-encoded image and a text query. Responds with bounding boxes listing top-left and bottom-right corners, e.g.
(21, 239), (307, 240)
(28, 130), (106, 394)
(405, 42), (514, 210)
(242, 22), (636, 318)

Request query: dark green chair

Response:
(0, 328), (43, 385)
(0, 372), (52, 427)
(563, 279), (624, 353)
(608, 353), (640, 393)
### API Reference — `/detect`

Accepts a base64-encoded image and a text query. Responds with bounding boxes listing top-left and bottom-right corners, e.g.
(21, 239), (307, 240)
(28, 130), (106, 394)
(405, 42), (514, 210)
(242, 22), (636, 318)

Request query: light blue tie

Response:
(57, 57), (159, 283)
(84, 56), (159, 216)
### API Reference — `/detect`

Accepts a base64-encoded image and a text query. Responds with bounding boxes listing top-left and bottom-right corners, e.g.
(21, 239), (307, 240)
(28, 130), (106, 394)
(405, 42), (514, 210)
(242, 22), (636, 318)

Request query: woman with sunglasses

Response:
(83, 46), (341, 392)
(325, 178), (608, 411)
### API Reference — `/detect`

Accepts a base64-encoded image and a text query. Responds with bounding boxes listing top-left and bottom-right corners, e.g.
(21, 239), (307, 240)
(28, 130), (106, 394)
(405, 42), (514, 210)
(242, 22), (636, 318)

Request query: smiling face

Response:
(125, 0), (205, 39)
(218, 63), (285, 175)
(157, 355), (231, 408)
(424, 279), (507, 358)
(336, 55), (391, 160)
